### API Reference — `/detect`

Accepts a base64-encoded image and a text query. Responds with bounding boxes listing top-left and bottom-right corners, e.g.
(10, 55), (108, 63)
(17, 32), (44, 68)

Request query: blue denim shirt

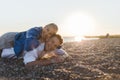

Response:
(14, 27), (42, 57)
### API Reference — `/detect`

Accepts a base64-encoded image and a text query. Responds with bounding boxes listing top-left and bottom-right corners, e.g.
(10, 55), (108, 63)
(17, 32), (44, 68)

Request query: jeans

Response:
(0, 32), (18, 49)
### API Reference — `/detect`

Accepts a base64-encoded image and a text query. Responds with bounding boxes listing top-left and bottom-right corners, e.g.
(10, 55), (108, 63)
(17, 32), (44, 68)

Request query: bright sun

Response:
(63, 12), (95, 41)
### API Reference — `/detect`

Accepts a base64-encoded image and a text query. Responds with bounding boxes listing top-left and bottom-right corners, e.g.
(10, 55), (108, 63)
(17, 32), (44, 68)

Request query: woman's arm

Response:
(25, 55), (65, 67)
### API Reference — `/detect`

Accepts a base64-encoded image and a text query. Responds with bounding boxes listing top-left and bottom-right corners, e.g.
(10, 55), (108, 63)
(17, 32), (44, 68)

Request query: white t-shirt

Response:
(1, 43), (68, 65)
(23, 43), (45, 64)
(1, 43), (45, 64)
(23, 47), (69, 64)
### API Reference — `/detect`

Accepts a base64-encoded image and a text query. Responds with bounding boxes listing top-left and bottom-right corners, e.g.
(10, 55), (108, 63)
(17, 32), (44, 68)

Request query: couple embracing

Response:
(0, 23), (68, 67)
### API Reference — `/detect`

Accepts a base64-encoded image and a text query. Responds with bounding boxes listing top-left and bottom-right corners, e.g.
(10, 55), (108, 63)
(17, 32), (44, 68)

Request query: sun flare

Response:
(74, 36), (84, 41)
(63, 12), (95, 37)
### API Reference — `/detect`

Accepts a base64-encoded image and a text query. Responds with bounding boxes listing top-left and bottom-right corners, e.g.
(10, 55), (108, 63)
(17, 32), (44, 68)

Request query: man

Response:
(0, 23), (58, 57)
(14, 23), (58, 57)
(1, 34), (69, 67)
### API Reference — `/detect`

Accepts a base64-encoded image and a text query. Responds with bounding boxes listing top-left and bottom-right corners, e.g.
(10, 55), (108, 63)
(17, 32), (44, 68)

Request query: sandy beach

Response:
(0, 38), (120, 80)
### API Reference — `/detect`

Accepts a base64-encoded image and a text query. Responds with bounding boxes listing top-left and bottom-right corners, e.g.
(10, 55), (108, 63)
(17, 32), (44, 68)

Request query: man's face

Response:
(45, 36), (60, 51)
(42, 27), (57, 41)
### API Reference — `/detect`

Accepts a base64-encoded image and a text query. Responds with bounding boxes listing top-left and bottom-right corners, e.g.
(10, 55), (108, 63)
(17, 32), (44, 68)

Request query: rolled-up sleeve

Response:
(54, 49), (69, 58)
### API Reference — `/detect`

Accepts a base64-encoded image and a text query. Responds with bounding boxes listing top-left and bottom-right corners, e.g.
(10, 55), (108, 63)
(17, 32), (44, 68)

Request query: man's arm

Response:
(24, 27), (42, 51)
(25, 56), (65, 67)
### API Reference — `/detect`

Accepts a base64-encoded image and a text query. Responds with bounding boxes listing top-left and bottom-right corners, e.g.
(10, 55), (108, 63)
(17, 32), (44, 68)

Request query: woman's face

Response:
(45, 36), (60, 51)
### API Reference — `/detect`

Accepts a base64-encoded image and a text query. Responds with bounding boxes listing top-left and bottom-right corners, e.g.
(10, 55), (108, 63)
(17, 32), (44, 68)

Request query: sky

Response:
(0, 0), (120, 37)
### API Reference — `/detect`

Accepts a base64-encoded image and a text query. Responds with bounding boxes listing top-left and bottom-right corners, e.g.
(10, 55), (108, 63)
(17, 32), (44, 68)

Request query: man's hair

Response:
(45, 23), (58, 31)
(51, 34), (63, 45)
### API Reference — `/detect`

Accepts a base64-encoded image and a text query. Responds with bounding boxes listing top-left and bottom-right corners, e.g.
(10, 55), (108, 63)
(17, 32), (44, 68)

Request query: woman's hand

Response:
(38, 51), (46, 58)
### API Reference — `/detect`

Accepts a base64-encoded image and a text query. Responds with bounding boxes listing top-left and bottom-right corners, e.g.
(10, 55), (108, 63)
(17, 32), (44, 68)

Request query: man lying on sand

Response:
(0, 23), (58, 57)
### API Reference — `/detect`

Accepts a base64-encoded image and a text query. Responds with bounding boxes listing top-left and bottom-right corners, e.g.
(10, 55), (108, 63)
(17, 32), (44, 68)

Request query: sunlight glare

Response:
(63, 12), (95, 37)
(74, 36), (83, 42)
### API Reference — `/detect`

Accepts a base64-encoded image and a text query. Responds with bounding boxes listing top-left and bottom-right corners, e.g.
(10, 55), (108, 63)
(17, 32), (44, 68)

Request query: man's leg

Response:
(0, 32), (18, 49)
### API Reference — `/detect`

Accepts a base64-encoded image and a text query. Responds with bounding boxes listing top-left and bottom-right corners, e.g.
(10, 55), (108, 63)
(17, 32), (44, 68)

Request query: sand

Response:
(0, 38), (120, 80)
